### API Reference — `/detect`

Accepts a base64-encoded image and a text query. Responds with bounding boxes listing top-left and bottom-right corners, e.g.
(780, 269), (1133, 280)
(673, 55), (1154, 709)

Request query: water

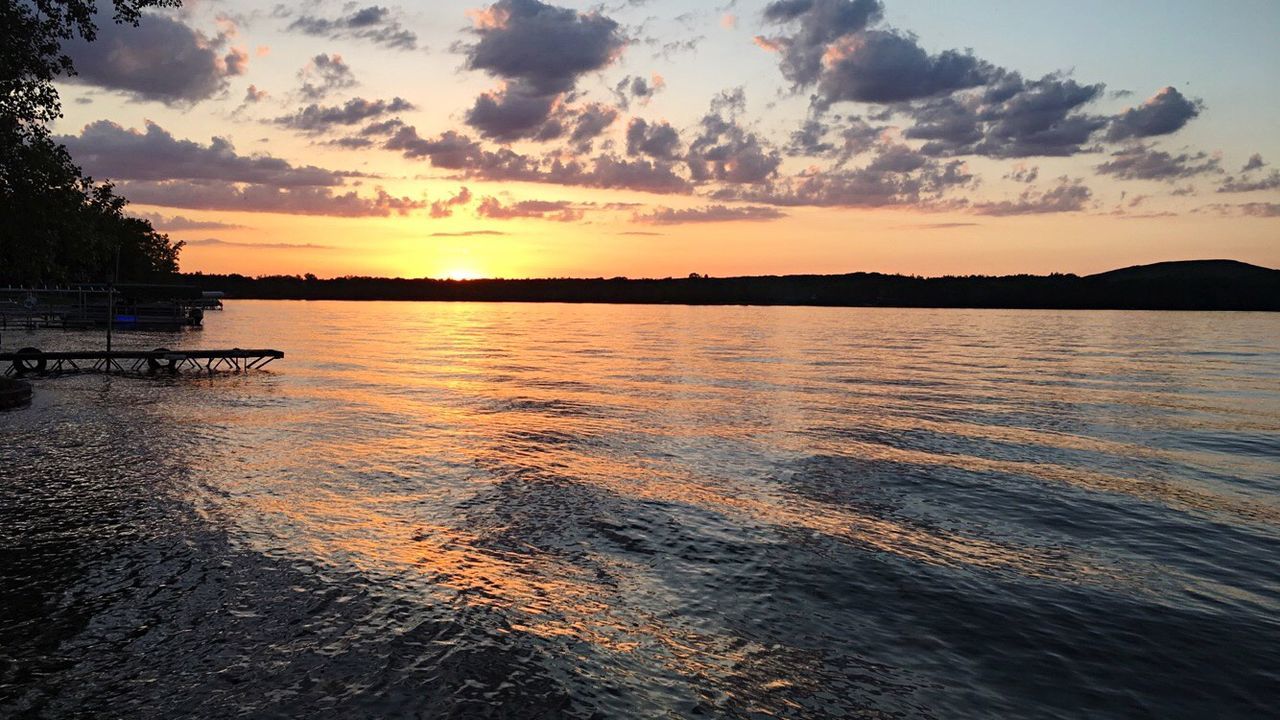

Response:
(2, 302), (1278, 718)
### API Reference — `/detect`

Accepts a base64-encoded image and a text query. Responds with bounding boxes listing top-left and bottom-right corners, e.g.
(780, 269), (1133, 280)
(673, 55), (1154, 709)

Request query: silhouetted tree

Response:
(0, 0), (184, 284)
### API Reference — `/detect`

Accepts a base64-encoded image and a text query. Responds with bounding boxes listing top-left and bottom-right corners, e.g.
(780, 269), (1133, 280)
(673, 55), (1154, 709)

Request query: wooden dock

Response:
(1, 348), (284, 377)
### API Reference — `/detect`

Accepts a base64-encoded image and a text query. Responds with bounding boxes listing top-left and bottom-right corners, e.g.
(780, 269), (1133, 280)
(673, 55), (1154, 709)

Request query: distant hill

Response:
(182, 260), (1280, 311)
(1090, 260), (1280, 283)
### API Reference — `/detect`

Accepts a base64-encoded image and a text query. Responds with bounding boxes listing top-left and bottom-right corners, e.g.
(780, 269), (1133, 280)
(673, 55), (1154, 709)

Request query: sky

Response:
(50, 0), (1280, 279)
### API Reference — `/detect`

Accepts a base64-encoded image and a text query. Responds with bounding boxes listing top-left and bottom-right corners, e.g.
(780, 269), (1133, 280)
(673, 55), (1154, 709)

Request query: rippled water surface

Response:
(2, 302), (1279, 718)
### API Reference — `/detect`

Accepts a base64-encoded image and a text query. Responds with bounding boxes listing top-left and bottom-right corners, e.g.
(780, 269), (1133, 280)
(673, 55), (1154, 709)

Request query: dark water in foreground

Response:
(2, 302), (1278, 718)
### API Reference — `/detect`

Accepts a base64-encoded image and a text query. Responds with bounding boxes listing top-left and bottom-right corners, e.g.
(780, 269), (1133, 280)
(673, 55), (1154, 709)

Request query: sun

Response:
(443, 267), (482, 281)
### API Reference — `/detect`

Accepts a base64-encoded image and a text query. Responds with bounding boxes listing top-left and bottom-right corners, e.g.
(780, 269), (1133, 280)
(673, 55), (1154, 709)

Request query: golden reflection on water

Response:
(159, 301), (1280, 706)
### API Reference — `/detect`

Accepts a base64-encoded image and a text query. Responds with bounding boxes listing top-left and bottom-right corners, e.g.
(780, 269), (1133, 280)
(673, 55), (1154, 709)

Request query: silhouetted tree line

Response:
(0, 0), (184, 285)
(182, 261), (1279, 311)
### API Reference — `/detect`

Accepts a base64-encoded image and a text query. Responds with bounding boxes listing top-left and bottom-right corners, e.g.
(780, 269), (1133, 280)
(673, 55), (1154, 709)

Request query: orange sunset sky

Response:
(50, 0), (1280, 279)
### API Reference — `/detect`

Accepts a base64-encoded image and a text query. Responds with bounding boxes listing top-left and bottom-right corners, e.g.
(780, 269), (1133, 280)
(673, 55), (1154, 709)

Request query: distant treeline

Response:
(182, 261), (1279, 311)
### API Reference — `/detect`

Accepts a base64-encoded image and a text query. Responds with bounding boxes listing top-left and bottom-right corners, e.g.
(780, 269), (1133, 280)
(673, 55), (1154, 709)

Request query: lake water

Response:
(2, 302), (1278, 718)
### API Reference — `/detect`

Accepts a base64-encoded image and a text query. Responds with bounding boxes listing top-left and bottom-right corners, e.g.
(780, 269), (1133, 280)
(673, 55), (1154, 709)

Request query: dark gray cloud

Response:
(1095, 145), (1222, 181)
(549, 154), (691, 193)
(297, 53), (357, 100)
(632, 205), (787, 224)
(132, 211), (242, 231)
(971, 75), (1107, 157)
(613, 74), (666, 109)
(115, 181), (425, 217)
(385, 127), (487, 168)
(1241, 154), (1267, 173)
(687, 92), (782, 184)
(568, 104), (619, 151)
(477, 197), (583, 221)
(282, 5), (418, 50)
(462, 0), (626, 140)
(64, 11), (246, 104)
(1218, 171), (1280, 193)
(817, 31), (996, 105)
(1106, 87), (1201, 141)
(326, 137), (376, 149)
(58, 120), (347, 186)
(275, 97), (415, 133)
(1004, 165), (1039, 183)
(626, 118), (682, 160)
(1238, 203), (1280, 218)
(465, 84), (561, 140)
(902, 74), (1108, 158)
(185, 238), (334, 249)
(383, 125), (691, 194)
(971, 177), (1092, 216)
(1197, 202), (1280, 218)
(786, 116), (883, 160)
(719, 146), (971, 208)
(466, 0), (625, 95)
(759, 0), (884, 86)
(464, 89), (617, 146)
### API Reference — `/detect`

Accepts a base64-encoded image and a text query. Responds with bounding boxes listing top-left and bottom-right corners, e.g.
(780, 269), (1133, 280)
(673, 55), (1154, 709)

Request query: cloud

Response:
(687, 90), (782, 184)
(465, 84), (561, 140)
(383, 125), (692, 194)
(1106, 87), (1201, 141)
(789, 116), (885, 161)
(185, 238), (334, 249)
(612, 74), (665, 109)
(550, 154), (692, 193)
(1004, 165), (1039, 183)
(1237, 203), (1280, 218)
(462, 0), (626, 140)
(115, 181), (426, 217)
(385, 127), (486, 168)
(626, 118), (682, 160)
(567, 103), (619, 152)
(63, 11), (246, 104)
(274, 97), (415, 133)
(1197, 203), (1280, 218)
(721, 146), (972, 208)
(131, 211), (242, 231)
(906, 74), (1107, 158)
(243, 84), (269, 103)
(463, 88), (617, 146)
(760, 0), (885, 86)
(58, 120), (349, 186)
(1218, 171), (1280, 193)
(818, 31), (997, 105)
(431, 187), (473, 218)
(971, 177), (1092, 216)
(1095, 145), (1222, 181)
(632, 205), (788, 224)
(297, 53), (357, 100)
(969, 74), (1107, 157)
(898, 222), (980, 230)
(476, 197), (583, 221)
(759, 1), (1118, 159)
(1241, 154), (1267, 173)
(466, 0), (625, 96)
(282, 5), (419, 50)
(429, 230), (509, 237)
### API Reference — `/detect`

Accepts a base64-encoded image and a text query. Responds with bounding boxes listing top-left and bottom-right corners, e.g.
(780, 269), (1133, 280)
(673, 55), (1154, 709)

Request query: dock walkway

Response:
(1, 348), (284, 377)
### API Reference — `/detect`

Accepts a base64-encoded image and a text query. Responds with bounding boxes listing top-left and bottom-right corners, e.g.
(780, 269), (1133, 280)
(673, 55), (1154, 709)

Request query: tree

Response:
(0, 0), (184, 284)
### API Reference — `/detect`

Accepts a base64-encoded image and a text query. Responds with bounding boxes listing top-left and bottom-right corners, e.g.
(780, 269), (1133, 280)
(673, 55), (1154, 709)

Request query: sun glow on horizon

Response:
(442, 267), (483, 281)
